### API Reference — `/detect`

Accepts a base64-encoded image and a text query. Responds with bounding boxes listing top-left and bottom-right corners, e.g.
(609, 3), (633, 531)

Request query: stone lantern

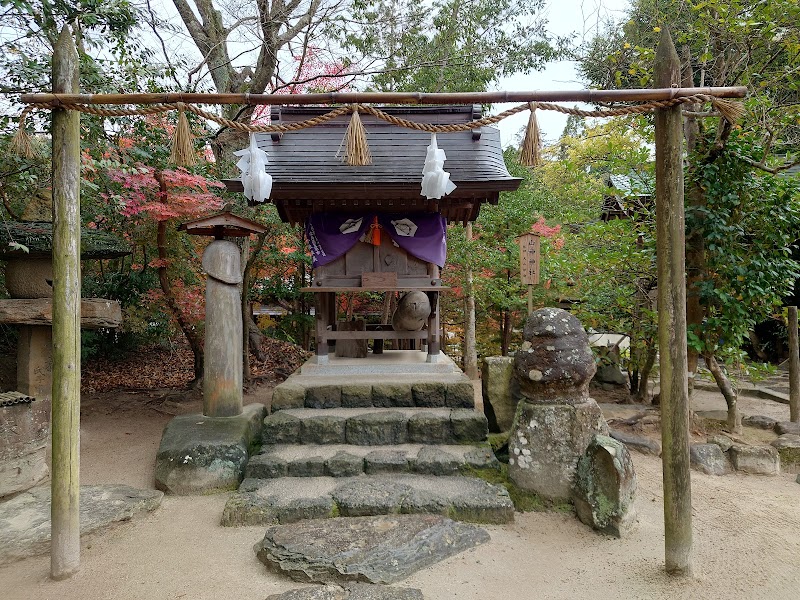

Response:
(153, 211), (267, 496)
(0, 220), (128, 497)
(178, 210), (266, 417)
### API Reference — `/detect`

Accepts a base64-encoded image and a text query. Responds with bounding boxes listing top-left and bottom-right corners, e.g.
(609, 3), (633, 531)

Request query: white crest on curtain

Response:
(420, 133), (457, 200)
(234, 133), (273, 203)
(391, 218), (418, 237)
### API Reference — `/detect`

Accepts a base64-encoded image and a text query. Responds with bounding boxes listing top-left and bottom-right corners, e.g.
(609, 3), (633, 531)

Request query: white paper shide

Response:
(234, 133), (273, 203)
(420, 133), (457, 200)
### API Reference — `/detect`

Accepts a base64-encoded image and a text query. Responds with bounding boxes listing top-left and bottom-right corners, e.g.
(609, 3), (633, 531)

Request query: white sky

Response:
(494, 0), (630, 147)
(140, 0), (631, 149)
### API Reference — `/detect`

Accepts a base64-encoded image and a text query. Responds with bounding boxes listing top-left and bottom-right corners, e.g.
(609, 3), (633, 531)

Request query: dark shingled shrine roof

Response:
(223, 105), (522, 224)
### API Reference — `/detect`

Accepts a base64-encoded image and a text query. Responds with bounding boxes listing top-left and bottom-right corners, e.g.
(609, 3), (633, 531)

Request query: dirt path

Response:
(2, 385), (800, 600)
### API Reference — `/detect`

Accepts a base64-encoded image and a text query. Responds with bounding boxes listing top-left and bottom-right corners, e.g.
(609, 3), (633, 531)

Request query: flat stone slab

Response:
(300, 351), (461, 376)
(265, 583), (424, 599)
(246, 444), (498, 479)
(155, 404), (266, 495)
(255, 514), (489, 584)
(743, 415), (778, 430)
(222, 475), (514, 526)
(0, 484), (162, 566)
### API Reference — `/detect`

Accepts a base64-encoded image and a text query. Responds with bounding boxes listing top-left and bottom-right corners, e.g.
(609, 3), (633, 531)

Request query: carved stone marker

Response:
(202, 239), (243, 417)
(508, 307), (608, 500)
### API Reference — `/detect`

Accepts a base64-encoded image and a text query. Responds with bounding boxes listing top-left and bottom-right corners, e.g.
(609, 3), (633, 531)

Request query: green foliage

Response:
(444, 150), (563, 355)
(341, 0), (560, 92)
(686, 129), (800, 354)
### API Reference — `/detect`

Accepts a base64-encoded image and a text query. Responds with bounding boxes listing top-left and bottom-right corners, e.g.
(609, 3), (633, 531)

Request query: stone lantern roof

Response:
(0, 221), (130, 259)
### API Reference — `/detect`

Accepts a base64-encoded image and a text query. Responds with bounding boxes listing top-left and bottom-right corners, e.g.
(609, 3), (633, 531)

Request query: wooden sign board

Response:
(361, 272), (398, 288)
(518, 233), (541, 285)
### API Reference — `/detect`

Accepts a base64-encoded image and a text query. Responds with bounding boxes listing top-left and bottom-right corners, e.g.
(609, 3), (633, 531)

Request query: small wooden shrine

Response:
(225, 105), (522, 363)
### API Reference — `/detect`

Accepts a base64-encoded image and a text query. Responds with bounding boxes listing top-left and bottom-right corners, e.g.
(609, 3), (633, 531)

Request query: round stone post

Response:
(508, 308), (608, 501)
(202, 240), (243, 417)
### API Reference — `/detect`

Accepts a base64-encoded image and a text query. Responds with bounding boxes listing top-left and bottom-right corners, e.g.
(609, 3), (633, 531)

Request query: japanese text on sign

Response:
(518, 233), (540, 285)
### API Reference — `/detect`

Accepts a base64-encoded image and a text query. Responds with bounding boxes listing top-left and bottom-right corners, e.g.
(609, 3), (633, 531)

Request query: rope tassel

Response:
(10, 108), (37, 159)
(710, 98), (745, 125)
(519, 102), (541, 167)
(169, 103), (197, 166)
(343, 106), (372, 166)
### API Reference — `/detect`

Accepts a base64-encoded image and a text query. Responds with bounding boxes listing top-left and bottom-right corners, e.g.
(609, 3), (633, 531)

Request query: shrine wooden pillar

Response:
(50, 25), (82, 580)
(654, 28), (693, 576)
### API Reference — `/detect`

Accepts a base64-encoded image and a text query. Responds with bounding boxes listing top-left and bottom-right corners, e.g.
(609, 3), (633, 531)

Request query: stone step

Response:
(262, 408), (489, 446)
(222, 474), (514, 526)
(246, 443), (499, 479)
(271, 373), (475, 412)
(300, 350), (463, 376)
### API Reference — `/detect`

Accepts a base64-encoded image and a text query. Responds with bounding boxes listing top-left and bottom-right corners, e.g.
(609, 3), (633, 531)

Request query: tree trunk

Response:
(241, 230), (267, 378)
(154, 170), (204, 386)
(463, 222), (479, 379)
(703, 352), (741, 434)
(633, 344), (657, 403)
(500, 310), (512, 356)
(790, 306), (800, 423)
(747, 330), (769, 362)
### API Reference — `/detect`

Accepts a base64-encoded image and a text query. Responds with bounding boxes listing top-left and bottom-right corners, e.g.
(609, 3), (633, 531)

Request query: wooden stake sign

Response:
(518, 233), (541, 285)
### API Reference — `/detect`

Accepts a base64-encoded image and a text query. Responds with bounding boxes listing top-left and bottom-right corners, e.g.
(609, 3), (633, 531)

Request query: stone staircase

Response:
(221, 354), (515, 526)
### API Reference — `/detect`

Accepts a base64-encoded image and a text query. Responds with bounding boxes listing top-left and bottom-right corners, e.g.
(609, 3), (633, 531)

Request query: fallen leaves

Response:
(82, 337), (310, 393)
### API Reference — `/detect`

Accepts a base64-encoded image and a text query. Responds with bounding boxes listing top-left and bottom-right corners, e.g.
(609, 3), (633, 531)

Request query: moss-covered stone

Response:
(572, 435), (637, 538)
(446, 381), (476, 409)
(372, 383), (414, 408)
(305, 385), (342, 409)
(270, 381), (306, 411)
(408, 412), (453, 444)
(262, 412), (302, 445)
(346, 411), (408, 445)
(450, 409), (489, 443)
(301, 415), (346, 445)
(340, 384), (373, 408)
(412, 382), (447, 407)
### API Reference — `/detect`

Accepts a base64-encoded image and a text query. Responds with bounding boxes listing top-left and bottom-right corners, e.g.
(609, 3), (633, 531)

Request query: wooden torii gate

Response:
(28, 25), (746, 580)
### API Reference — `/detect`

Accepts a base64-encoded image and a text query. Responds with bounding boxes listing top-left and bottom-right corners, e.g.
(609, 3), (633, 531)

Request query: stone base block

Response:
(481, 356), (519, 432)
(155, 403), (266, 495)
(508, 399), (608, 501)
(573, 435), (637, 538)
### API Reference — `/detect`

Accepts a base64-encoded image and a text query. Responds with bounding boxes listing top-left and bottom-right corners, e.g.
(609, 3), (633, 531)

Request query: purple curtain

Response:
(306, 212), (447, 268)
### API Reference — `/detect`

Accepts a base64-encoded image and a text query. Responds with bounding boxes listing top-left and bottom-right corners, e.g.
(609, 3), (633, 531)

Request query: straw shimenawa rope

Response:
(168, 103), (197, 167)
(10, 94), (745, 166)
(343, 106), (372, 166)
(519, 102), (542, 167)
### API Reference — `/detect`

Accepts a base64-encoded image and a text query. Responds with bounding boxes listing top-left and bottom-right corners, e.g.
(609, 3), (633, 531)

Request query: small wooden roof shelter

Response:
(223, 105), (521, 224)
(178, 210), (267, 238)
